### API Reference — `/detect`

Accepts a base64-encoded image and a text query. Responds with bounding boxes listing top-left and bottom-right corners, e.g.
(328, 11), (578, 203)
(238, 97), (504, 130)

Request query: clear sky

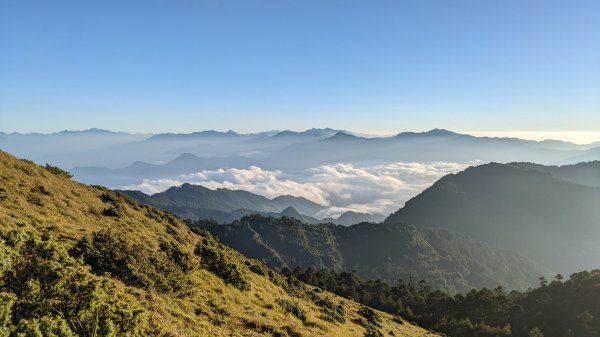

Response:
(1, 0), (599, 140)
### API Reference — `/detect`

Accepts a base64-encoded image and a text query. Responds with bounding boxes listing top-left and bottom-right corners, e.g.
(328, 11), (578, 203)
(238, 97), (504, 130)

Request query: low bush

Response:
(245, 259), (268, 276)
(195, 239), (250, 291)
(26, 195), (44, 206)
(70, 231), (192, 296)
(0, 229), (151, 336)
(315, 297), (346, 323)
(101, 207), (120, 217)
(276, 299), (307, 322)
(159, 241), (196, 272)
(43, 164), (73, 178)
(358, 306), (381, 328)
(30, 185), (52, 196)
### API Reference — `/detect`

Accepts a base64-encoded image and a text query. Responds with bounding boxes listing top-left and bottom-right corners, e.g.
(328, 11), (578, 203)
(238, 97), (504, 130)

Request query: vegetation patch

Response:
(315, 297), (346, 323)
(245, 259), (268, 276)
(194, 238), (250, 291)
(26, 195), (44, 206)
(243, 320), (289, 337)
(43, 163), (73, 178)
(159, 241), (196, 272)
(358, 306), (381, 328)
(101, 206), (120, 217)
(30, 185), (52, 196)
(276, 299), (307, 322)
(70, 231), (192, 296)
(0, 228), (151, 336)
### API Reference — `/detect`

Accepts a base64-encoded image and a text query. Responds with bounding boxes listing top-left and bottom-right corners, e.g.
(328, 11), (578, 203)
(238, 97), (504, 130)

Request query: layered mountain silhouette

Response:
(120, 182), (326, 215)
(120, 183), (385, 225)
(2, 128), (598, 187)
(386, 161), (600, 274)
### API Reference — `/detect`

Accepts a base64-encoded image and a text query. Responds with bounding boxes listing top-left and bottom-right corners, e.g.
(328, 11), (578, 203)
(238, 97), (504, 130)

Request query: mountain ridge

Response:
(385, 162), (600, 274)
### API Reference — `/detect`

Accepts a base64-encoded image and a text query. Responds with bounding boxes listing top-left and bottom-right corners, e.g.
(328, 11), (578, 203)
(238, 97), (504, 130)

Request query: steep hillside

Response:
(195, 215), (548, 294)
(0, 150), (435, 337)
(386, 162), (600, 274)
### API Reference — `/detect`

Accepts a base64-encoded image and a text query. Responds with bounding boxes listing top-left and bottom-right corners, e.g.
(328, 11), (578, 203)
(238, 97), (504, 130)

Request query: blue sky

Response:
(1, 0), (599, 139)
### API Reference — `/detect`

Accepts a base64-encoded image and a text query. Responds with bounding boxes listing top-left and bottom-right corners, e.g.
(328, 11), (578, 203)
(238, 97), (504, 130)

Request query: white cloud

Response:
(121, 161), (472, 216)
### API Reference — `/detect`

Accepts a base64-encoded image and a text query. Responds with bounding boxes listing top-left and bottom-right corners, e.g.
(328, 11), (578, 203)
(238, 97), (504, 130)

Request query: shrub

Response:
(364, 326), (384, 337)
(44, 164), (73, 178)
(30, 185), (52, 196)
(315, 297), (346, 323)
(159, 241), (196, 272)
(101, 207), (120, 217)
(70, 231), (192, 296)
(358, 306), (382, 328)
(0, 229), (151, 336)
(276, 299), (307, 322)
(245, 259), (268, 276)
(26, 195), (44, 206)
(195, 240), (250, 291)
(99, 192), (119, 204)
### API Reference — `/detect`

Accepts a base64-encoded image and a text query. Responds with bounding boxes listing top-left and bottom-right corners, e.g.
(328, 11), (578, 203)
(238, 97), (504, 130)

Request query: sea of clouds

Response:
(122, 161), (473, 216)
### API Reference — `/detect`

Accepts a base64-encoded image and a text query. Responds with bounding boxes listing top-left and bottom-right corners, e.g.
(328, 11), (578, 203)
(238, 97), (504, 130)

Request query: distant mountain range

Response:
(386, 161), (600, 274)
(1, 128), (598, 188)
(119, 183), (386, 225)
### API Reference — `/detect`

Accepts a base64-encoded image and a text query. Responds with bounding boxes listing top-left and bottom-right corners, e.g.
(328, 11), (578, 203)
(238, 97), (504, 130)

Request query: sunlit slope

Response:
(0, 150), (436, 337)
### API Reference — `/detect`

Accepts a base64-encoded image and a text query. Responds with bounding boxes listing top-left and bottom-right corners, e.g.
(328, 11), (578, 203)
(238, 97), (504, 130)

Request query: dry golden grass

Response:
(0, 150), (439, 337)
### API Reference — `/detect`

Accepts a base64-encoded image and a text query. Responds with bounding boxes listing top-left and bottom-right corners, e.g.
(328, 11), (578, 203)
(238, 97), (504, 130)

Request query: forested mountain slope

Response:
(195, 215), (549, 293)
(386, 162), (600, 274)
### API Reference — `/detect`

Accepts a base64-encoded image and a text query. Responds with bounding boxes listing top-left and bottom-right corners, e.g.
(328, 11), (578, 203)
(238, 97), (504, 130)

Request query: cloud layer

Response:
(122, 162), (471, 216)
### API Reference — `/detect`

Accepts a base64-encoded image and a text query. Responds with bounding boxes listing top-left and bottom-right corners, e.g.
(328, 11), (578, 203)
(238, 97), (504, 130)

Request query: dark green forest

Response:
(189, 215), (548, 293)
(286, 267), (600, 337)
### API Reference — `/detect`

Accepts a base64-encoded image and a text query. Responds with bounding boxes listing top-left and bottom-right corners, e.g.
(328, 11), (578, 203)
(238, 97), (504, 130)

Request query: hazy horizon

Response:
(2, 126), (600, 145)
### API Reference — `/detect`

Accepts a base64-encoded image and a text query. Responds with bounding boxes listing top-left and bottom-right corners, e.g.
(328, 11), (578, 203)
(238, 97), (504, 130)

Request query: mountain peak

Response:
(396, 129), (459, 138)
(173, 152), (200, 161)
(280, 206), (301, 216)
(58, 128), (118, 134)
(324, 131), (360, 141)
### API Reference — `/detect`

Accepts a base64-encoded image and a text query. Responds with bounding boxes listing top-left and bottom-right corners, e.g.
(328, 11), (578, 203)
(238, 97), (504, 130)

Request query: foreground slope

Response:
(386, 162), (600, 274)
(0, 150), (435, 337)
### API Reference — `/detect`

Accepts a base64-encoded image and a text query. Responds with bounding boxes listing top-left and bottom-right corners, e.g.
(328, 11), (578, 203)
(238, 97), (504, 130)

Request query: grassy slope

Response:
(0, 150), (436, 337)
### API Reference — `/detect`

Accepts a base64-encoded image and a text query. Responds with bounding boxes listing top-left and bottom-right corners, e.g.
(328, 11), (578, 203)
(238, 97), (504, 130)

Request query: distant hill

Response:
(195, 215), (549, 294)
(0, 150), (431, 337)
(385, 162), (600, 274)
(120, 183), (327, 215)
(323, 211), (386, 226)
(120, 185), (385, 226)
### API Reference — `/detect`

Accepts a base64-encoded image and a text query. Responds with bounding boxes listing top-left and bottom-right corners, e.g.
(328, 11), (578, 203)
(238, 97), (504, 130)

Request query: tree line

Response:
(284, 268), (600, 337)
